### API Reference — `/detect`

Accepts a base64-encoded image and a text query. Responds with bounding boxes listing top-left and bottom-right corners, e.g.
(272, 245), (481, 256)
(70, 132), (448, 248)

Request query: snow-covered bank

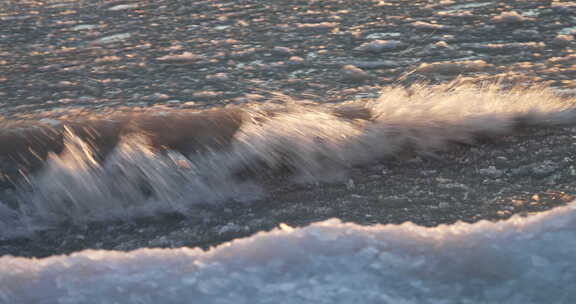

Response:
(2, 201), (575, 304)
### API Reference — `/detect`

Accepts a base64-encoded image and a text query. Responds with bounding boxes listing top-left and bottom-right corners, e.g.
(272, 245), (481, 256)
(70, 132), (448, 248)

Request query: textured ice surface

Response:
(2, 202), (575, 304)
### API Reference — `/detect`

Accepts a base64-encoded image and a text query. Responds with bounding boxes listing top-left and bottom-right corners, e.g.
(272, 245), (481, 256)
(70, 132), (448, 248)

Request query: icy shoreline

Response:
(2, 201), (575, 304)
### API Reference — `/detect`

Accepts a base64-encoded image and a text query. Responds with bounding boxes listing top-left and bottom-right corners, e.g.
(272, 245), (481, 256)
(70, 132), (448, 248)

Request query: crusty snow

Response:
(2, 201), (575, 304)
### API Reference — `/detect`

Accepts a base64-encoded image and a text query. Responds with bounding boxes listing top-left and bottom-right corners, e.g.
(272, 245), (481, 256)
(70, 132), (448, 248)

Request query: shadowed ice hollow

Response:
(1, 201), (575, 304)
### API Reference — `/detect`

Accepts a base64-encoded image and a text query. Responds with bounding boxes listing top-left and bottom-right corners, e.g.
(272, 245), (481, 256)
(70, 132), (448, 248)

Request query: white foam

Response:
(1, 202), (575, 303)
(1, 82), (575, 237)
(0, 132), (261, 238)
